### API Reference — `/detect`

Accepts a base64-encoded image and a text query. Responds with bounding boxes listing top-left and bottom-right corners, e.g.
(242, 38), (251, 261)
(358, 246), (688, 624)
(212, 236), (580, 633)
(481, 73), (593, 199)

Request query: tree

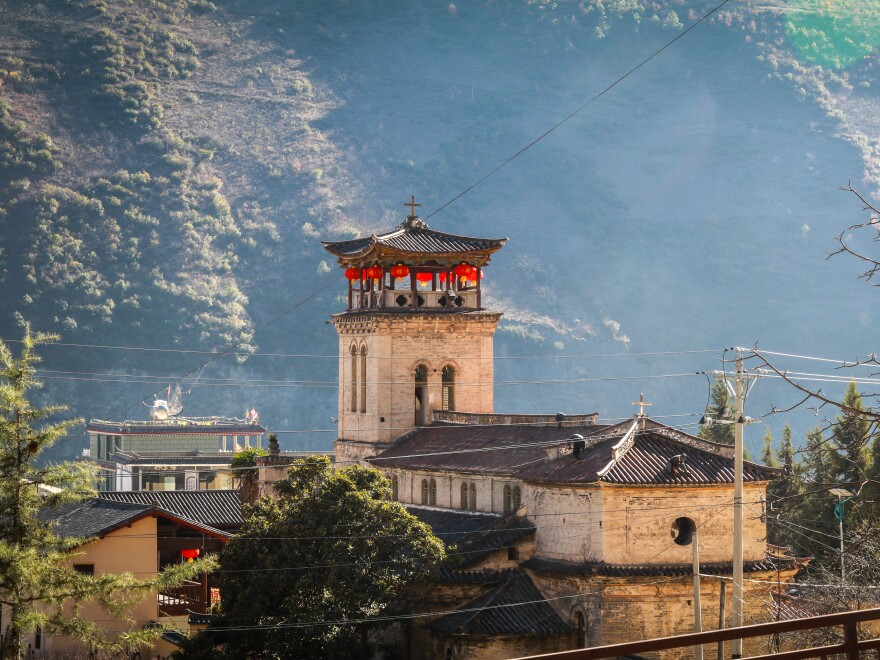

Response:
(786, 426), (839, 559)
(761, 428), (778, 467)
(828, 381), (871, 487)
(230, 445), (268, 505)
(182, 456), (445, 659)
(0, 323), (210, 659)
(699, 376), (734, 445)
(766, 424), (801, 548)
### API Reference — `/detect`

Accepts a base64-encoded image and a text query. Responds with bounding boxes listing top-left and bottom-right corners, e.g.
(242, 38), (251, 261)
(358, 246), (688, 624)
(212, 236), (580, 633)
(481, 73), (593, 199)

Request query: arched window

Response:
(421, 479), (429, 505)
(572, 610), (587, 649)
(469, 482), (477, 511)
(444, 646), (455, 660)
(429, 478), (437, 505)
(414, 364), (428, 426)
(359, 345), (367, 413)
(460, 482), (469, 509)
(349, 344), (358, 413)
(442, 365), (455, 411)
(512, 486), (522, 510)
(391, 476), (399, 501)
(503, 484), (512, 513)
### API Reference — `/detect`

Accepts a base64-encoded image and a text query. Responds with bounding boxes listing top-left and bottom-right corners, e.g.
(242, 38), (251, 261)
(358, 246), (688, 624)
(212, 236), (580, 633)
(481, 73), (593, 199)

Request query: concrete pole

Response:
(839, 495), (846, 582)
(732, 355), (744, 658)
(718, 579), (727, 660)
(693, 529), (703, 660)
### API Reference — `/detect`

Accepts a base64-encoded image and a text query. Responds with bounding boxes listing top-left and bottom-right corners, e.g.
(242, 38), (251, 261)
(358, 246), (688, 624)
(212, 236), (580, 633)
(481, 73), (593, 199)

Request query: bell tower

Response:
(323, 199), (507, 465)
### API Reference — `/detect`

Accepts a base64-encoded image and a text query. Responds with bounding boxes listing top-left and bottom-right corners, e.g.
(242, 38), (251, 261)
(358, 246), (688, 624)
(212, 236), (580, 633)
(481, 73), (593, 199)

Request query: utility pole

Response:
(830, 488), (852, 582)
(732, 354), (744, 659)
(692, 528), (703, 660)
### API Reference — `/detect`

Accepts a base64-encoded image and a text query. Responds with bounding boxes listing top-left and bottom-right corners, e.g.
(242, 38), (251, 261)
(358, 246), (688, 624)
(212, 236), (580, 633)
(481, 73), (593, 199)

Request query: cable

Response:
(422, 0), (733, 221)
(751, 349), (880, 370)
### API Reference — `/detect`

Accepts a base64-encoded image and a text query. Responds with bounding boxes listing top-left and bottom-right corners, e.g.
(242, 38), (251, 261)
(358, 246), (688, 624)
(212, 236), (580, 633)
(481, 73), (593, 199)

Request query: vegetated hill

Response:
(0, 0), (877, 458)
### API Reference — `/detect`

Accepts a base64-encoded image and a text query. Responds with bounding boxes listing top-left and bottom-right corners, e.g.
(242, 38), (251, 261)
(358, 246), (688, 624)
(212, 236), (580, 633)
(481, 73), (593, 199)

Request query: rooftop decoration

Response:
(323, 196), (506, 313)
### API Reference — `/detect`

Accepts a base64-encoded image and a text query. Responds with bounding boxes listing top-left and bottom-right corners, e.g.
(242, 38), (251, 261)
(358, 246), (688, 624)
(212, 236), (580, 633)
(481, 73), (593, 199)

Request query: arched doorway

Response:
(572, 610), (587, 649)
(414, 364), (428, 426)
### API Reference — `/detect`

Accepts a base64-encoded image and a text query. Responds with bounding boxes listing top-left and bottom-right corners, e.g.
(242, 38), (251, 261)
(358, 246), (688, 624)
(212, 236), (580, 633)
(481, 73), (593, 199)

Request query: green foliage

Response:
(760, 428), (777, 467)
(0, 97), (58, 193)
(698, 376), (734, 445)
(181, 457), (445, 659)
(0, 324), (214, 658)
(828, 381), (871, 485)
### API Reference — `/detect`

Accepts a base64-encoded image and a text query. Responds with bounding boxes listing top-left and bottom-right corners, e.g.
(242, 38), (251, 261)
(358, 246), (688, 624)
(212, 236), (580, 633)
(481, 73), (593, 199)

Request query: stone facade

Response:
(333, 310), (500, 465)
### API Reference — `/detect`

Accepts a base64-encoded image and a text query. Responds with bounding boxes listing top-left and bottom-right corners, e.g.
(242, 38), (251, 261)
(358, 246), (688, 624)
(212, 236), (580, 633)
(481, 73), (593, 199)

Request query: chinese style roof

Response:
(99, 490), (244, 529)
(405, 506), (536, 567)
(371, 422), (607, 475)
(323, 216), (507, 265)
(39, 498), (232, 540)
(425, 570), (568, 637)
(372, 418), (781, 485)
(87, 417), (265, 436)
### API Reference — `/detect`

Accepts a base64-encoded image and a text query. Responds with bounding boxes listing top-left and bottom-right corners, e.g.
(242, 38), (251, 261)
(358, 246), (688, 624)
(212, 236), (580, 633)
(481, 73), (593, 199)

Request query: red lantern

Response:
(344, 267), (360, 281)
(439, 272), (447, 283)
(366, 264), (383, 281)
(415, 272), (432, 283)
(454, 263), (472, 279)
(181, 548), (200, 563)
(389, 263), (410, 279)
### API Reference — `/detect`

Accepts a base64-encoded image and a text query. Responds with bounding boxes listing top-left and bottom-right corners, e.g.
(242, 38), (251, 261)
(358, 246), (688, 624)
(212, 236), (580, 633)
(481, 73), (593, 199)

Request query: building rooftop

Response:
(404, 506), (535, 568)
(522, 556), (800, 577)
(87, 418), (266, 435)
(99, 490), (244, 529)
(372, 417), (782, 485)
(39, 498), (231, 540)
(425, 570), (568, 637)
(323, 215), (507, 264)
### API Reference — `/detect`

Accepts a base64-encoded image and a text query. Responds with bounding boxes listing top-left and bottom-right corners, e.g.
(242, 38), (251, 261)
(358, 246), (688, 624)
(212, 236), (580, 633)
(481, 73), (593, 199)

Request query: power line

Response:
(422, 0), (733, 221)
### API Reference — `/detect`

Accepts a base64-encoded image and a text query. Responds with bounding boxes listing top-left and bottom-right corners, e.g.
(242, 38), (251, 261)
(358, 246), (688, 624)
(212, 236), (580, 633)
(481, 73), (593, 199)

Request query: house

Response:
(14, 496), (231, 658)
(86, 416), (267, 491)
(310, 207), (802, 659)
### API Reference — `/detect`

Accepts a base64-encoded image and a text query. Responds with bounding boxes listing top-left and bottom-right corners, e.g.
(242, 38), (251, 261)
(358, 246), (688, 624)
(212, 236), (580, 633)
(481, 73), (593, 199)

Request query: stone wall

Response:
(334, 311), (501, 450)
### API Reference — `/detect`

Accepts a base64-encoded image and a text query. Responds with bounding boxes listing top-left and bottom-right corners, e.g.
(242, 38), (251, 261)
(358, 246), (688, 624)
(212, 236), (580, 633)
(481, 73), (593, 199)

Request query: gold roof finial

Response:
(404, 195), (421, 219)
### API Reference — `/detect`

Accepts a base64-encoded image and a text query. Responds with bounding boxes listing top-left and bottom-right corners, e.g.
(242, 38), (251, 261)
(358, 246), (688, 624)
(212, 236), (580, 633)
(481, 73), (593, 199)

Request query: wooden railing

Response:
(516, 607), (880, 660)
(158, 579), (205, 617)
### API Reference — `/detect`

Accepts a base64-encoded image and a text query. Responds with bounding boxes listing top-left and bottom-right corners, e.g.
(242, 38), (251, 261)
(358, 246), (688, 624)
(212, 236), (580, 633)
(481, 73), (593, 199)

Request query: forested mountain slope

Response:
(0, 0), (877, 457)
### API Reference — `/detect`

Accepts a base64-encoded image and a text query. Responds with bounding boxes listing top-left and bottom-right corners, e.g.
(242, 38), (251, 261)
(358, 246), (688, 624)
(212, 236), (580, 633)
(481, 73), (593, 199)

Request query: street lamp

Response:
(829, 487), (853, 581)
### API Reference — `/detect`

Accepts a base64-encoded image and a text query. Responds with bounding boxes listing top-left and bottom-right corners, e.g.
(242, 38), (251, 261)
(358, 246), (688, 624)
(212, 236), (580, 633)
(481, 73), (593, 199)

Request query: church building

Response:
(318, 204), (800, 659)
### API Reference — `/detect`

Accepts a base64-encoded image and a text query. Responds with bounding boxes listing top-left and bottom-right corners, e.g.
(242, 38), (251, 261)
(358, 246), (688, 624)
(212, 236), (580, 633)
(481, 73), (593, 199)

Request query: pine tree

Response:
(0, 324), (210, 658)
(699, 376), (734, 445)
(766, 424), (800, 548)
(790, 426), (840, 559)
(828, 381), (871, 487)
(761, 428), (778, 467)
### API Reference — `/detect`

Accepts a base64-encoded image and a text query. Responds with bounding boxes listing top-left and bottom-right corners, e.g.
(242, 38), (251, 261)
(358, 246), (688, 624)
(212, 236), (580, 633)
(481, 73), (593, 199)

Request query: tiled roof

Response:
(39, 498), (232, 540)
(87, 419), (266, 436)
(323, 218), (506, 260)
(371, 424), (608, 475)
(516, 429), (779, 485)
(374, 418), (780, 485)
(99, 490), (244, 529)
(426, 570), (568, 637)
(522, 557), (798, 577)
(39, 499), (153, 538)
(405, 506), (535, 567)
(434, 567), (514, 584)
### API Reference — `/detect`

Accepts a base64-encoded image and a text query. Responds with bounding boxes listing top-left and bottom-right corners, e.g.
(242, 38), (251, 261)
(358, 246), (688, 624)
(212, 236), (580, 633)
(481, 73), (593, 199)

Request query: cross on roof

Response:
(632, 393), (652, 417)
(404, 195), (421, 218)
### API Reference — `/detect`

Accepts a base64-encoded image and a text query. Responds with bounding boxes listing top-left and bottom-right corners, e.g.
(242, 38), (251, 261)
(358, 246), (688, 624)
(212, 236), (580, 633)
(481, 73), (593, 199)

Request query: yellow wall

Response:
(38, 516), (160, 657)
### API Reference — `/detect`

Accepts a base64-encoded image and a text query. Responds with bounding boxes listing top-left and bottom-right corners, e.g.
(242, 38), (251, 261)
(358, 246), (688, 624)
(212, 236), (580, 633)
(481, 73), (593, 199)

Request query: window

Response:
(360, 345), (367, 413)
(441, 365), (455, 411)
(35, 626), (42, 650)
(512, 486), (522, 510)
(421, 479), (429, 505)
(414, 364), (428, 426)
(73, 564), (95, 575)
(460, 482), (469, 510)
(469, 483), (477, 511)
(573, 611), (587, 649)
(503, 484), (512, 513)
(429, 478), (437, 505)
(350, 345), (358, 412)
(391, 476), (399, 501)
(508, 545), (519, 561)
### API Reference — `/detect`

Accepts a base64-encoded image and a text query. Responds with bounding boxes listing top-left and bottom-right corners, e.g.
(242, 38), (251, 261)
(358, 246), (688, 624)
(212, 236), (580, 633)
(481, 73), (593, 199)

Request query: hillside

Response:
(0, 0), (878, 457)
